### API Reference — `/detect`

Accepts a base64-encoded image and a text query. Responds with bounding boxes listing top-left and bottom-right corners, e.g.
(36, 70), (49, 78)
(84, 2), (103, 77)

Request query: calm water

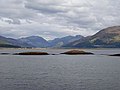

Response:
(0, 48), (120, 90)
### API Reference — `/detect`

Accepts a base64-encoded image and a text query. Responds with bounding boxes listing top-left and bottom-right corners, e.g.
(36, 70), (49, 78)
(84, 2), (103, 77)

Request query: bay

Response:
(0, 48), (120, 90)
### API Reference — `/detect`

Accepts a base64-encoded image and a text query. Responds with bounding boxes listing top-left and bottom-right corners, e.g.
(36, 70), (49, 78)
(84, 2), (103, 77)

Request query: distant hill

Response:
(1, 26), (120, 48)
(64, 26), (120, 48)
(0, 44), (21, 48)
(0, 35), (84, 48)
(0, 36), (31, 48)
(18, 36), (49, 48)
(49, 35), (84, 47)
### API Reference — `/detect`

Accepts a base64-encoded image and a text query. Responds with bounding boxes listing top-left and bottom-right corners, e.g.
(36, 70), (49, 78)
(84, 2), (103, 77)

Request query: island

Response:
(14, 52), (49, 55)
(109, 54), (120, 56)
(61, 50), (94, 55)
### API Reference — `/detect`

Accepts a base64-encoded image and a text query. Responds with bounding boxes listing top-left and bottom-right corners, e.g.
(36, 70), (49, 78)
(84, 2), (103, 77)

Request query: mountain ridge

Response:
(64, 26), (120, 48)
(1, 26), (120, 48)
(18, 36), (49, 48)
(0, 35), (84, 48)
(0, 35), (32, 48)
(48, 35), (84, 47)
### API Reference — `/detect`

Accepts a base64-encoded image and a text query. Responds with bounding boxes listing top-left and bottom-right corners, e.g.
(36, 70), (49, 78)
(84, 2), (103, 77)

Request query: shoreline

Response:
(0, 47), (120, 50)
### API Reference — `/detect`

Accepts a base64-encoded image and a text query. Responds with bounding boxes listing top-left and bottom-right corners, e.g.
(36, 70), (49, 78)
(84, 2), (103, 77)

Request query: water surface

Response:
(0, 48), (120, 90)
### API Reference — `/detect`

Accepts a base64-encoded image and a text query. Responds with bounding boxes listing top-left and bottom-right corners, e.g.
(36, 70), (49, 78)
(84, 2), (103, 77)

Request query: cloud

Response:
(0, 0), (120, 40)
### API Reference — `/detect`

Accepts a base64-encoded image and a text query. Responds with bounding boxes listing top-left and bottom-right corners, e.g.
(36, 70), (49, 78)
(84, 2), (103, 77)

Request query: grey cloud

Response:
(25, 2), (69, 14)
(4, 19), (21, 24)
(0, 0), (120, 39)
(24, 0), (100, 29)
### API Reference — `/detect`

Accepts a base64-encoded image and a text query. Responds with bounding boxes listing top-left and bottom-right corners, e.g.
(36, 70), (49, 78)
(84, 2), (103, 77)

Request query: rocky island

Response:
(61, 50), (94, 55)
(109, 54), (120, 56)
(14, 52), (49, 55)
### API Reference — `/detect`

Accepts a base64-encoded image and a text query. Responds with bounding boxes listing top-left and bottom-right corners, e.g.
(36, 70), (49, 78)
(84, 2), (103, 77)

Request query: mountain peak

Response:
(19, 36), (49, 47)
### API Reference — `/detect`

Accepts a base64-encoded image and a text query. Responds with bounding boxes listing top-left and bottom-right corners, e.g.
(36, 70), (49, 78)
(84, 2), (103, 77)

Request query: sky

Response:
(0, 0), (120, 40)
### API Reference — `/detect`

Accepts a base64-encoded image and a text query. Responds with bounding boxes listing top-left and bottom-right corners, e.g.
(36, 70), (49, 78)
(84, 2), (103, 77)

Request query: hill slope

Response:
(0, 36), (32, 48)
(18, 36), (49, 48)
(64, 26), (120, 48)
(49, 35), (84, 47)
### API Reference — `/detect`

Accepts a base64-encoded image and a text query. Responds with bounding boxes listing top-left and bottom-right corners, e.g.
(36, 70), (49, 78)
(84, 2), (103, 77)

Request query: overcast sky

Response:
(0, 0), (120, 40)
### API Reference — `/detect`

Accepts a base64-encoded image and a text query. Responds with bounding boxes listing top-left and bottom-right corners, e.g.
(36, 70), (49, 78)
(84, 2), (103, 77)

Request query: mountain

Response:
(18, 36), (49, 48)
(0, 36), (31, 48)
(64, 26), (120, 48)
(48, 35), (84, 47)
(0, 35), (84, 48)
(1, 26), (120, 48)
